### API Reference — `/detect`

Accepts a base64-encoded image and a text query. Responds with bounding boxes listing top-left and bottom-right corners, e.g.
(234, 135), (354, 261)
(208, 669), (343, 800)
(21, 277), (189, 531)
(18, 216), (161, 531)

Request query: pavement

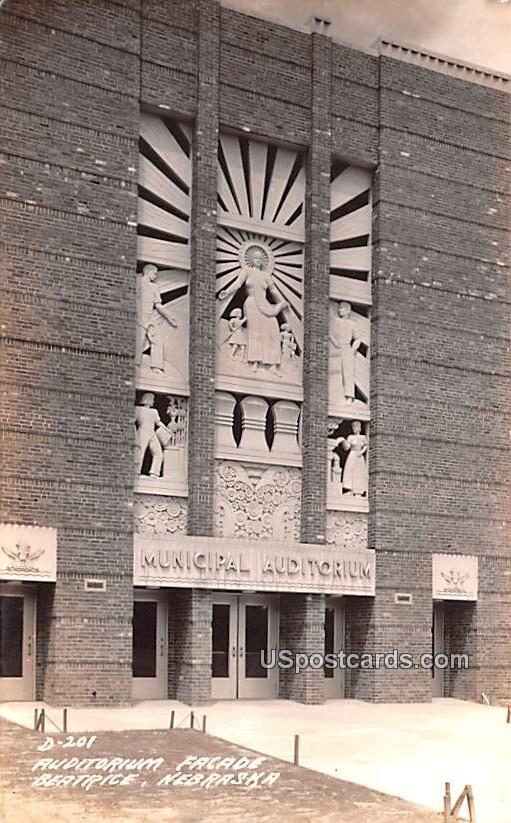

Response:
(0, 717), (439, 823)
(1, 697), (510, 823)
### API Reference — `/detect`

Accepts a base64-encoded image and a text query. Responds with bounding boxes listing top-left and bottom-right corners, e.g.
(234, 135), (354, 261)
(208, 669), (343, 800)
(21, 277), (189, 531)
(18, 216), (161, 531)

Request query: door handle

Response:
(160, 638), (165, 657)
(27, 636), (33, 657)
(239, 647), (244, 658)
(231, 645), (236, 658)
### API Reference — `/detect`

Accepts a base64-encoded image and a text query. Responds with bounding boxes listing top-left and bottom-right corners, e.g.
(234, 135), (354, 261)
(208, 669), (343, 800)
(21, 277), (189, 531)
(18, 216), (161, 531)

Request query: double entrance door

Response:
(0, 585), (36, 701)
(212, 593), (278, 700)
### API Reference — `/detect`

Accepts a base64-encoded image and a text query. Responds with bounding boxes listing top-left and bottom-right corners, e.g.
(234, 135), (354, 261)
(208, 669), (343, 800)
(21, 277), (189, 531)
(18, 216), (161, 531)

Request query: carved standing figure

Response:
(136, 264), (177, 372)
(226, 308), (247, 359)
(337, 420), (368, 496)
(135, 392), (168, 477)
(218, 245), (288, 373)
(329, 301), (361, 403)
(280, 323), (296, 360)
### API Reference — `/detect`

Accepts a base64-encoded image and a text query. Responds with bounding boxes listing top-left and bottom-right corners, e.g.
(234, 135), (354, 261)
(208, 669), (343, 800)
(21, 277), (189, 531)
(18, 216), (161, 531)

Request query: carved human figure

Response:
(329, 301), (361, 403)
(136, 264), (177, 372)
(218, 245), (288, 373)
(330, 450), (342, 488)
(337, 420), (368, 497)
(280, 322), (296, 360)
(135, 392), (168, 477)
(225, 308), (247, 359)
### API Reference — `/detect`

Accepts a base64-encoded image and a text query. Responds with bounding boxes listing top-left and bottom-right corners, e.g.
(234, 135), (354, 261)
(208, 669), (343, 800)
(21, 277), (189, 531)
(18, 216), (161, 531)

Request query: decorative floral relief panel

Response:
(326, 511), (368, 552)
(214, 461), (301, 542)
(134, 495), (187, 536)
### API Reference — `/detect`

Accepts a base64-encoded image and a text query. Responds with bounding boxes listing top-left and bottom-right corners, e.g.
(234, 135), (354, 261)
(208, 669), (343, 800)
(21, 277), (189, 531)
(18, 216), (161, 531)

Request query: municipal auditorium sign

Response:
(134, 535), (375, 596)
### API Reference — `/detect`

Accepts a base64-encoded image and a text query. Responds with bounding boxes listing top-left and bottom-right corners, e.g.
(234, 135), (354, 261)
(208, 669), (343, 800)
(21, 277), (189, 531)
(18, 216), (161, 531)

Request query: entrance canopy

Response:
(134, 534), (375, 596)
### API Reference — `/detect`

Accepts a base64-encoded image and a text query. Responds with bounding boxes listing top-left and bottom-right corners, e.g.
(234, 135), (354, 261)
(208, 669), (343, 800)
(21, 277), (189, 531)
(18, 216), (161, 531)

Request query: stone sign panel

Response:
(134, 534), (375, 596)
(0, 524), (57, 583)
(432, 553), (478, 601)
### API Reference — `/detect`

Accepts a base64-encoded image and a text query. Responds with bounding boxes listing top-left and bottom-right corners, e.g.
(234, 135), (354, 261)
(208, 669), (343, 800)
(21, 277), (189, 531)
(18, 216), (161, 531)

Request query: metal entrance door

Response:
(432, 601), (444, 697)
(324, 597), (345, 698)
(0, 585), (36, 701)
(132, 590), (168, 700)
(211, 594), (279, 700)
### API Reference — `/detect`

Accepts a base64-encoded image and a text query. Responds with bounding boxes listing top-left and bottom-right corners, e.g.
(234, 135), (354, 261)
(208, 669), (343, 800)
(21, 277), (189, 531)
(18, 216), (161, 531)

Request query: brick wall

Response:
(169, 588), (212, 704)
(279, 594), (325, 704)
(186, 0), (219, 538)
(0, 0), (141, 704)
(1, 0), (509, 706)
(300, 32), (332, 545)
(370, 55), (510, 703)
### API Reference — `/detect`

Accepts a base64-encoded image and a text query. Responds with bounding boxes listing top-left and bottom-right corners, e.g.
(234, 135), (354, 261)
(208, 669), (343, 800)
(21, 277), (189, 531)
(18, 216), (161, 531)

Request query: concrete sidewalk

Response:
(1, 698), (510, 823)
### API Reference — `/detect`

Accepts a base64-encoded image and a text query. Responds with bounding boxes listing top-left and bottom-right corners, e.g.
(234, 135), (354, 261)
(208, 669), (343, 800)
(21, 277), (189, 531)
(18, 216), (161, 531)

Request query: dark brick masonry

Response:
(0, 0), (509, 705)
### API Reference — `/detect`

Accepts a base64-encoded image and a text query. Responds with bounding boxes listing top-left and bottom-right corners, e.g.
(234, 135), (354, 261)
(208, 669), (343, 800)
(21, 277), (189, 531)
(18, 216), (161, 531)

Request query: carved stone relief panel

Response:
(329, 162), (372, 418)
(216, 133), (305, 401)
(215, 392), (301, 466)
(216, 233), (303, 399)
(134, 391), (187, 497)
(214, 461), (301, 541)
(137, 114), (191, 395)
(326, 511), (368, 552)
(329, 164), (372, 306)
(328, 300), (370, 418)
(327, 418), (369, 512)
(138, 114), (191, 271)
(136, 266), (189, 395)
(134, 494), (187, 536)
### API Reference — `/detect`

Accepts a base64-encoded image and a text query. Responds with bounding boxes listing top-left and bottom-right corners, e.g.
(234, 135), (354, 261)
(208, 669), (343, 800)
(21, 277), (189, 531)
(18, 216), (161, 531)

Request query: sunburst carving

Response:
(216, 228), (304, 351)
(137, 113), (192, 269)
(330, 165), (373, 305)
(218, 134), (305, 241)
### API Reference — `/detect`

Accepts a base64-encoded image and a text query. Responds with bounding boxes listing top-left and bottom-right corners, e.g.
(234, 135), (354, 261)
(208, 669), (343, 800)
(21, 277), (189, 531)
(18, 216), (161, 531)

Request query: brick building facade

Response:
(0, 0), (509, 707)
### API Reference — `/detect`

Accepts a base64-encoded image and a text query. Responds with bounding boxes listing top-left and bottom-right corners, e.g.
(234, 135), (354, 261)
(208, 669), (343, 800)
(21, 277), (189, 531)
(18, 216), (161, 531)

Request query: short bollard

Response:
(63, 708), (68, 733)
(202, 715), (207, 734)
(443, 782), (451, 820)
(506, 706), (510, 724)
(35, 708), (45, 733)
(293, 734), (299, 766)
(190, 711), (194, 730)
(169, 710), (175, 730)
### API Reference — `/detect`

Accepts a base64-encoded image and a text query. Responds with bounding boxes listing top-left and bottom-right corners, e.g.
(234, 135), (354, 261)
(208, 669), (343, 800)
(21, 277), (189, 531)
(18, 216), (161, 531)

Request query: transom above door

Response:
(212, 593), (279, 700)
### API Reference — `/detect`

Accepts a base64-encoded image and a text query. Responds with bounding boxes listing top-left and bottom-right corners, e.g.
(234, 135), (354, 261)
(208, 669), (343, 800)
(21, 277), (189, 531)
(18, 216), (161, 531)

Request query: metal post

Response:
(170, 710), (175, 729)
(34, 708), (39, 731)
(63, 708), (68, 733)
(202, 715), (207, 733)
(293, 734), (299, 766)
(190, 711), (194, 729)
